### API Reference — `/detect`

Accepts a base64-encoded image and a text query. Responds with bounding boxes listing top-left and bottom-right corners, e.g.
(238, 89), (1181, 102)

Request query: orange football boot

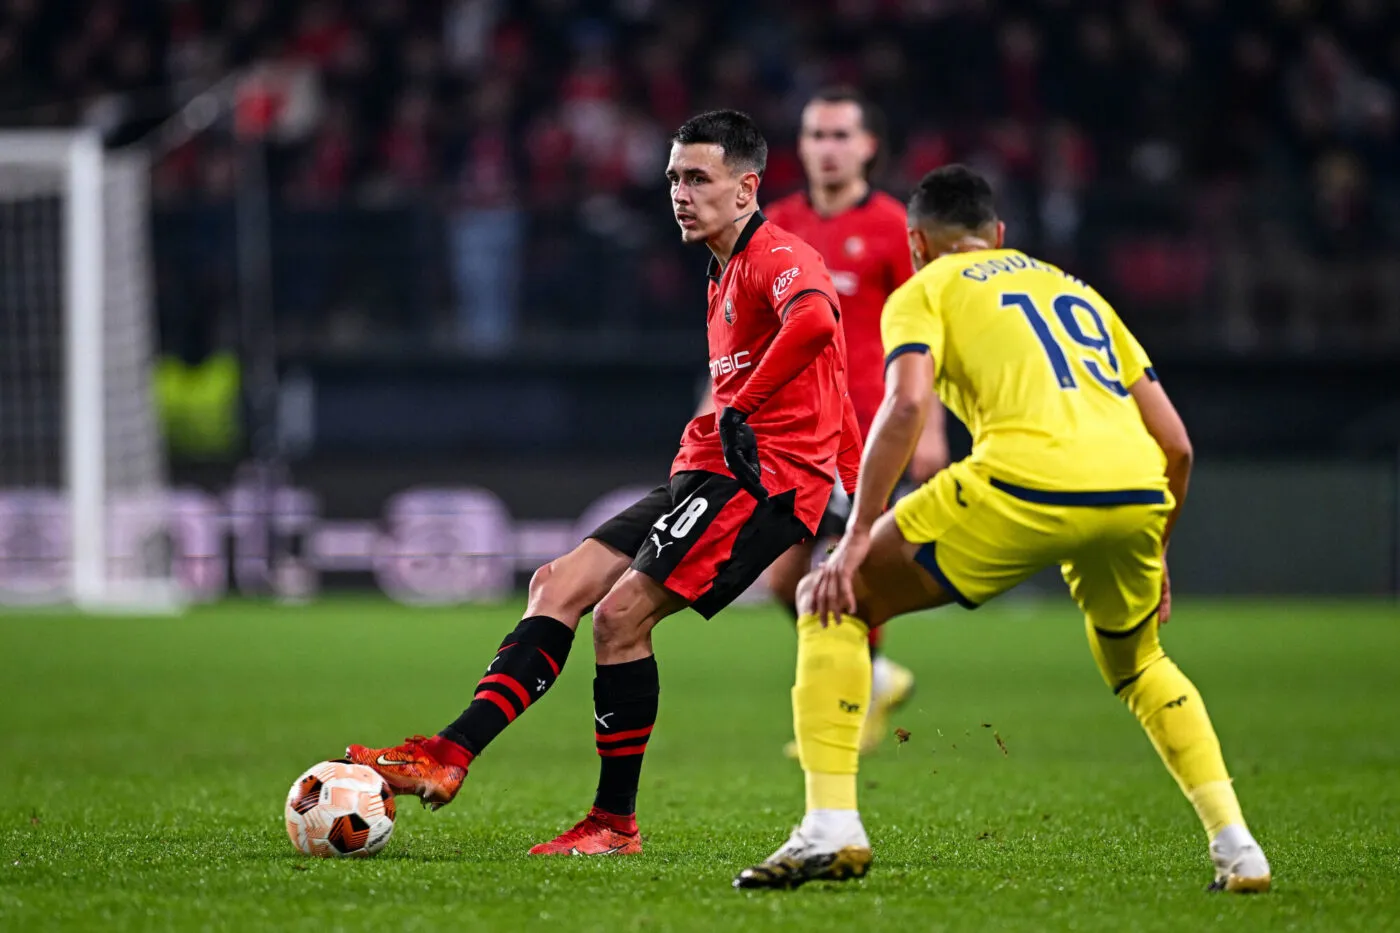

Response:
(528, 807), (643, 856)
(345, 735), (469, 810)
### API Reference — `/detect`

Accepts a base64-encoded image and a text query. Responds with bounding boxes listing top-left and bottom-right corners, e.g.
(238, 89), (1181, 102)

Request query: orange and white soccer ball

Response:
(285, 760), (396, 857)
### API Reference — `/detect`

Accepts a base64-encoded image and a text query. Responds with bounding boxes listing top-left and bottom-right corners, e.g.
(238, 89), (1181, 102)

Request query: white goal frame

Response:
(0, 130), (181, 612)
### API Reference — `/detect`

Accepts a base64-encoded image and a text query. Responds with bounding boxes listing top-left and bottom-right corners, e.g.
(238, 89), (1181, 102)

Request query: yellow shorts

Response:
(892, 460), (1173, 632)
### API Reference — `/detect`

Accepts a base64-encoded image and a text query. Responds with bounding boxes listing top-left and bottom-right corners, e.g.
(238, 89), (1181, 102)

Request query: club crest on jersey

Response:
(724, 296), (734, 324)
(844, 236), (865, 258)
(772, 266), (802, 302)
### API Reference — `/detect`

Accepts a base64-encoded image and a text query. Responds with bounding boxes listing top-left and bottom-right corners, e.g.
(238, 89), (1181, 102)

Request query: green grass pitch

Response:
(2, 596), (1398, 932)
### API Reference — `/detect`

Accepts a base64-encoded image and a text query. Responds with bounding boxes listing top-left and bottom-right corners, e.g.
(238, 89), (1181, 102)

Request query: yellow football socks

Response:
(805, 771), (858, 812)
(1117, 656), (1246, 839)
(792, 612), (871, 812)
(1187, 780), (1247, 839)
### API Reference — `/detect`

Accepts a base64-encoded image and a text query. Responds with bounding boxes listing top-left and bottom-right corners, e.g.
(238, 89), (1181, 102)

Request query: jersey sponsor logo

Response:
(709, 350), (752, 377)
(771, 266), (802, 302)
(724, 297), (735, 324)
(831, 270), (859, 296)
(843, 236), (864, 258)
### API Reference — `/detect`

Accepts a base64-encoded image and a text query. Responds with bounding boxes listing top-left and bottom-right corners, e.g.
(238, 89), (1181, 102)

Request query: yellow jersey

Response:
(881, 248), (1167, 493)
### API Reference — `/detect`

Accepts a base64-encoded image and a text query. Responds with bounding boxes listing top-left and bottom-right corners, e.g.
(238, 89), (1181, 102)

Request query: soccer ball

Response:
(284, 760), (396, 857)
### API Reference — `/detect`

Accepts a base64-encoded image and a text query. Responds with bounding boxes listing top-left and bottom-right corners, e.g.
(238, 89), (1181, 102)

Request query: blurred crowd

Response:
(3, 0), (1399, 352)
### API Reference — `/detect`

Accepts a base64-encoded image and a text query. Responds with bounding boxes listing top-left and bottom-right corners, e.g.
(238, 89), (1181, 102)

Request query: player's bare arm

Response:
(908, 398), (948, 483)
(1129, 376), (1193, 623)
(814, 350), (933, 621)
(850, 351), (934, 532)
(1129, 376), (1193, 544)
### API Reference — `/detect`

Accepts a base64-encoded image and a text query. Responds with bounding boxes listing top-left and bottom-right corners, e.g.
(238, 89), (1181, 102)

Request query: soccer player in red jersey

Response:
(704, 88), (949, 751)
(348, 110), (862, 856)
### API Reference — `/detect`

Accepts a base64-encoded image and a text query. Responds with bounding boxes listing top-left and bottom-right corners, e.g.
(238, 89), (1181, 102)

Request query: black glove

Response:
(718, 406), (768, 501)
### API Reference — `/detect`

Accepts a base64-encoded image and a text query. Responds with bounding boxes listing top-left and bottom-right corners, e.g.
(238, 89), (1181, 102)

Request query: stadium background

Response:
(2, 3), (1399, 931)
(4, 0), (1394, 602)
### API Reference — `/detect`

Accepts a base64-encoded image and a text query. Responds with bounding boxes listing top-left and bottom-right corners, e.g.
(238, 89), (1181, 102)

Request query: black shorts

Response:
(816, 484), (851, 538)
(588, 470), (811, 619)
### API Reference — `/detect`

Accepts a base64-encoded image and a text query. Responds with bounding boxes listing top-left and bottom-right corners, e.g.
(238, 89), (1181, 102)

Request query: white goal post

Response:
(0, 130), (181, 612)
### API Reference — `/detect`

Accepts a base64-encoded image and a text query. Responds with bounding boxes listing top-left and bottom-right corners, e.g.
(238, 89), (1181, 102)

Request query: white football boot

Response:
(1208, 824), (1272, 893)
(733, 811), (873, 890)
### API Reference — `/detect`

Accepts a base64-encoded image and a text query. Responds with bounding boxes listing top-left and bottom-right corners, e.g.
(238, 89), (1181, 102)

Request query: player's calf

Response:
(350, 541), (629, 809)
(1087, 615), (1269, 892)
(350, 612), (573, 809)
(527, 577), (673, 856)
(435, 613), (577, 762)
(582, 573), (672, 826)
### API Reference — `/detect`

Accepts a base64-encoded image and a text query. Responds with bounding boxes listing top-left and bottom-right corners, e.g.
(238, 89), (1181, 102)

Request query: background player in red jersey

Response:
(347, 110), (863, 857)
(701, 88), (948, 753)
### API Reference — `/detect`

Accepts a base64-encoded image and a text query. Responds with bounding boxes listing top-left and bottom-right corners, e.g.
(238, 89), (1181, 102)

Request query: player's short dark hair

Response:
(908, 165), (999, 231)
(672, 110), (767, 177)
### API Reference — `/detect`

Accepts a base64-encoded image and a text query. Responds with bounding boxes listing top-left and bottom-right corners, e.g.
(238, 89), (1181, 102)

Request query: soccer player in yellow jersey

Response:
(735, 165), (1271, 894)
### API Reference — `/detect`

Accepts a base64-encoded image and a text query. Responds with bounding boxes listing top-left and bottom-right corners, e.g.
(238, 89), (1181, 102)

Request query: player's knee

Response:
(527, 554), (603, 620)
(591, 595), (647, 657)
(527, 561), (555, 600)
(794, 573), (820, 617)
(527, 561), (578, 613)
(1087, 615), (1166, 693)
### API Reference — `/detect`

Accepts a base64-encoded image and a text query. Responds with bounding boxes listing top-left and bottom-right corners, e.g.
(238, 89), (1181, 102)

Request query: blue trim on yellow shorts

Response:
(913, 542), (978, 609)
(990, 478), (1167, 507)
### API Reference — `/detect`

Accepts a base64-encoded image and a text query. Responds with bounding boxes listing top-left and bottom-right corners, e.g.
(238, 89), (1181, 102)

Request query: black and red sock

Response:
(592, 655), (659, 819)
(439, 615), (575, 757)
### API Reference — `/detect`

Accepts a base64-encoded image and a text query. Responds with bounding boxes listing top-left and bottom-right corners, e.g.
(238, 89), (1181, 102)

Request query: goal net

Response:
(0, 131), (180, 611)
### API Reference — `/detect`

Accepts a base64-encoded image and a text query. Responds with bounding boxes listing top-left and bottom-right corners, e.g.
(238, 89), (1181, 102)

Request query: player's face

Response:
(667, 143), (757, 244)
(798, 101), (877, 189)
